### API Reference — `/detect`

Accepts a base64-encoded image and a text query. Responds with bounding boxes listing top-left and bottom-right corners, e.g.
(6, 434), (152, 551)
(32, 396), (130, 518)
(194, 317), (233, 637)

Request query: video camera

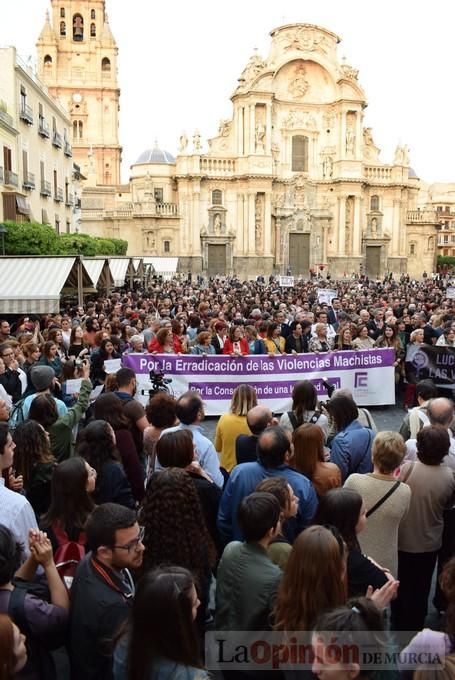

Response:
(141, 369), (173, 398)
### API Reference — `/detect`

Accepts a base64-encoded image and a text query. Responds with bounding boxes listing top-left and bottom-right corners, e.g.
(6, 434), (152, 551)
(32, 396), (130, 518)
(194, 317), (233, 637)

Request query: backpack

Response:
(8, 397), (26, 430)
(287, 410), (321, 431)
(53, 523), (86, 590)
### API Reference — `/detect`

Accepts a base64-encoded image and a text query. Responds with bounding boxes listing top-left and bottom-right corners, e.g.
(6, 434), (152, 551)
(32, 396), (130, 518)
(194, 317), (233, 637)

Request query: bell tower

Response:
(37, 0), (122, 185)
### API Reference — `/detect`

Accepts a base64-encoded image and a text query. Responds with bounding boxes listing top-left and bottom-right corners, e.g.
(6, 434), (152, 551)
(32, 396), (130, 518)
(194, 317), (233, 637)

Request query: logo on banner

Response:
(354, 372), (368, 388)
(412, 349), (429, 369)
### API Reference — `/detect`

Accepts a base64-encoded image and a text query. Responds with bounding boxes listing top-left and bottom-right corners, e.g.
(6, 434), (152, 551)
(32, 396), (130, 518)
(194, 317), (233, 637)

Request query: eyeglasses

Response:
(1, 352), (13, 357)
(112, 526), (145, 553)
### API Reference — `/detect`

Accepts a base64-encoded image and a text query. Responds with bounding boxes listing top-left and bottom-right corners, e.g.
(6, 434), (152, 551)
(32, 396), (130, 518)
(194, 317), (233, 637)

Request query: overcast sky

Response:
(0, 0), (453, 185)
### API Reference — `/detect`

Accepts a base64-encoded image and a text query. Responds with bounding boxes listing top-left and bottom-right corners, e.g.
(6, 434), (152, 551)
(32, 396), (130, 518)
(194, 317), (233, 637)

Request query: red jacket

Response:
(222, 338), (249, 355)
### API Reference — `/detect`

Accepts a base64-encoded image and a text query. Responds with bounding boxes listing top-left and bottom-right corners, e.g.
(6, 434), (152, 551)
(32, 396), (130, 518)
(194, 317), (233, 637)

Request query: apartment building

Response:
(0, 46), (76, 233)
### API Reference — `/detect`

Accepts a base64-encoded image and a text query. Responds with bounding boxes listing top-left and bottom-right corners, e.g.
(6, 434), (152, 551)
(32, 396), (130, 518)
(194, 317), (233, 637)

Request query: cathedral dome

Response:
(135, 144), (175, 165)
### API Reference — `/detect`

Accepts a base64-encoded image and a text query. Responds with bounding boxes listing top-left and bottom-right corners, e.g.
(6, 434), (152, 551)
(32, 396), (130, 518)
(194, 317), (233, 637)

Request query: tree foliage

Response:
(2, 221), (127, 256)
(437, 256), (455, 269)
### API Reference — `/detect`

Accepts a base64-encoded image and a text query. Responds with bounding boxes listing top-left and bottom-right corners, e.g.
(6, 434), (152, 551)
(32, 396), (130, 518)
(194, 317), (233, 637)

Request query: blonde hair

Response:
(230, 384), (258, 416)
(372, 431), (405, 474)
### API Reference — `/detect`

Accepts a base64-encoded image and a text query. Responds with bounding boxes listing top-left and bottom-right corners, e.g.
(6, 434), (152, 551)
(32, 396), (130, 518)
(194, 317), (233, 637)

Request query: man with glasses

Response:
(0, 342), (22, 403)
(69, 503), (144, 680)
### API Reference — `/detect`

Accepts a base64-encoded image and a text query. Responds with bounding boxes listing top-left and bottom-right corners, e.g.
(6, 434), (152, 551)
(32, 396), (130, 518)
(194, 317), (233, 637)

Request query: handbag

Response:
(366, 480), (401, 518)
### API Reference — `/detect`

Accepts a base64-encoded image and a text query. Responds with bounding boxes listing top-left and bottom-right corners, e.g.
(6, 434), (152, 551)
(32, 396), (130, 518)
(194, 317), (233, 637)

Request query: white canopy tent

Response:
(0, 256), (92, 313)
(143, 257), (179, 281)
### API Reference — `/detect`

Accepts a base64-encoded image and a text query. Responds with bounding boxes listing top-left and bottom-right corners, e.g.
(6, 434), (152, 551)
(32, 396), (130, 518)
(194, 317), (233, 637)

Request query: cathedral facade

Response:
(36, 7), (439, 278)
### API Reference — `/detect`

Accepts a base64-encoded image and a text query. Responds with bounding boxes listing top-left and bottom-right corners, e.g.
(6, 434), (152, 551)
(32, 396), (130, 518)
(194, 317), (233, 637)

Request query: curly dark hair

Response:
(140, 468), (216, 591)
(145, 393), (177, 429)
(94, 392), (130, 430)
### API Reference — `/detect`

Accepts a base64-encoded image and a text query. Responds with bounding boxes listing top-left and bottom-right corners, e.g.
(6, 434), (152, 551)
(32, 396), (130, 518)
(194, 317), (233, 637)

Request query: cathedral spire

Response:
(36, 8), (56, 45)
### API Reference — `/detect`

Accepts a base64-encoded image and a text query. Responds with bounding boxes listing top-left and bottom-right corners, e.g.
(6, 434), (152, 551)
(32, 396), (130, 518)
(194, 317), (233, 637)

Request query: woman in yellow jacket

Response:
(215, 384), (257, 472)
(263, 322), (286, 355)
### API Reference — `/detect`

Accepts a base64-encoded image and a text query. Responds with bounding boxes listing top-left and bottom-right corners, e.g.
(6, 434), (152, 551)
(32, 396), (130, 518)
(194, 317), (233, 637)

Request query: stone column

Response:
(236, 107), (243, 155)
(248, 192), (256, 253)
(275, 217), (281, 267)
(266, 103), (272, 154)
(250, 105), (256, 155)
(353, 196), (361, 256)
(355, 112), (362, 159)
(340, 111), (346, 159)
(338, 197), (346, 257)
(192, 185), (200, 256)
(264, 192), (272, 255)
(236, 192), (244, 253)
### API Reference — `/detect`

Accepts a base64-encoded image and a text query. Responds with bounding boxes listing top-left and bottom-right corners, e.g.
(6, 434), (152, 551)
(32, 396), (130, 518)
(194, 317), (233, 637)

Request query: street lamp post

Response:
(0, 224), (6, 256)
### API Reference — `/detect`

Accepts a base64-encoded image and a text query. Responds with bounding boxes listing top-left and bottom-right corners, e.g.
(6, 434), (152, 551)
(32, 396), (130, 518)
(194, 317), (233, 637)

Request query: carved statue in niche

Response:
(145, 231), (156, 250)
(322, 156), (333, 179)
(289, 64), (310, 99)
(345, 197), (354, 256)
(363, 128), (374, 146)
(218, 119), (231, 137)
(192, 130), (201, 153)
(273, 191), (285, 209)
(345, 127), (355, 157)
(179, 132), (188, 153)
(255, 122), (266, 151)
(371, 217), (378, 236)
(323, 108), (335, 129)
(214, 213), (222, 235)
(255, 195), (263, 251)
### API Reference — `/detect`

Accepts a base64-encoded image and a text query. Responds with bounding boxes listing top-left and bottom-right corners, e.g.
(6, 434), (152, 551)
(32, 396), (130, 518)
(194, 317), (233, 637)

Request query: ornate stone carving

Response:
(237, 52), (266, 91)
(273, 191), (285, 209)
(340, 62), (359, 80)
(321, 155), (333, 179)
(288, 64), (309, 99)
(218, 119), (231, 137)
(282, 109), (317, 130)
(179, 132), (188, 153)
(281, 27), (329, 54)
(345, 113), (356, 157)
(363, 128), (374, 146)
(323, 108), (336, 129)
(192, 130), (202, 153)
(394, 144), (410, 166)
(255, 122), (266, 152)
(255, 194), (264, 252)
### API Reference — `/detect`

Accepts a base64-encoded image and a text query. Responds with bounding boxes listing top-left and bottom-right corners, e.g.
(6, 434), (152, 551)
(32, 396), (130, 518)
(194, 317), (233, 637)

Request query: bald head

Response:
(247, 405), (273, 436)
(428, 398), (454, 429)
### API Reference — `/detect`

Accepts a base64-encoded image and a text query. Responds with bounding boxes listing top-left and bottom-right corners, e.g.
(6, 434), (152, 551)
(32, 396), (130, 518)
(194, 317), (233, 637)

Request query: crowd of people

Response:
(0, 271), (455, 679)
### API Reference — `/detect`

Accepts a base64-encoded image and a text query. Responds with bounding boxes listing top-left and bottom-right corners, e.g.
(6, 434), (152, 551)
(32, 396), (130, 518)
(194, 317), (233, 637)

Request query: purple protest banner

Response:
(122, 348), (395, 416)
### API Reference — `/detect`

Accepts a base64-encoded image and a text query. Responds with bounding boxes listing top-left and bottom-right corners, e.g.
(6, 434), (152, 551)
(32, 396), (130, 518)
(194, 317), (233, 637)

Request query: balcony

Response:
(52, 131), (63, 149)
(0, 166), (3, 183)
(155, 202), (178, 216)
(19, 103), (33, 125)
(364, 165), (392, 182)
(22, 172), (35, 190)
(4, 170), (18, 187)
(40, 180), (52, 197)
(54, 187), (64, 202)
(407, 210), (438, 224)
(200, 157), (236, 176)
(64, 141), (72, 157)
(65, 192), (73, 207)
(38, 118), (50, 138)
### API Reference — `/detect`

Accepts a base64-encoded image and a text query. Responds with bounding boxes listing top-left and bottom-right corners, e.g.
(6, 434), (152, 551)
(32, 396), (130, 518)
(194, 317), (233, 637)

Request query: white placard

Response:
(317, 288), (337, 305)
(90, 385), (104, 400)
(446, 286), (455, 299)
(278, 276), (294, 287)
(104, 358), (122, 374)
(65, 379), (82, 394)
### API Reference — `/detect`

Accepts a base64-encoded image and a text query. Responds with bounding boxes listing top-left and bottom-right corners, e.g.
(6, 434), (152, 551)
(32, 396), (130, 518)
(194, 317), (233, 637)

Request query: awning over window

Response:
(0, 257), (92, 313)
(143, 257), (179, 280)
(16, 195), (30, 216)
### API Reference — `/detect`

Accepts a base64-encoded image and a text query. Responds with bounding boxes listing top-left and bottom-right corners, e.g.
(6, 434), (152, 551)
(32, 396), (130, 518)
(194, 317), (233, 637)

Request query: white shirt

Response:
(0, 478), (37, 557)
(405, 432), (455, 471)
(311, 323), (336, 339)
